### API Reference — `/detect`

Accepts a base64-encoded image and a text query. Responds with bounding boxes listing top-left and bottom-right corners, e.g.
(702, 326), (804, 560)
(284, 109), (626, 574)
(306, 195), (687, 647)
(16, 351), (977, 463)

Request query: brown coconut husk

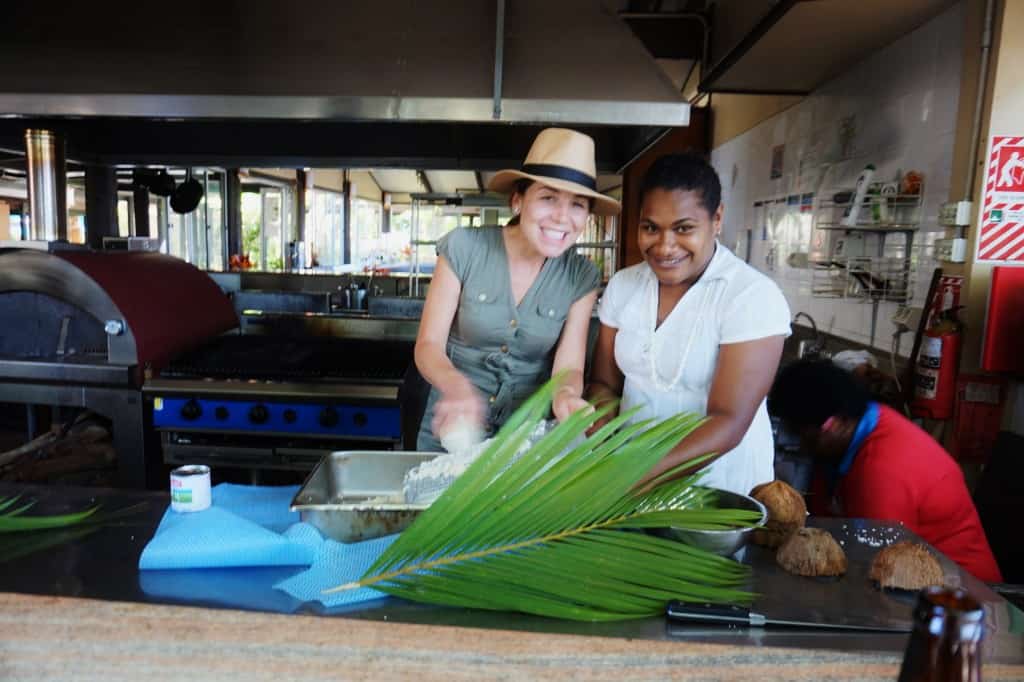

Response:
(776, 527), (848, 577)
(869, 541), (945, 590)
(750, 480), (807, 547)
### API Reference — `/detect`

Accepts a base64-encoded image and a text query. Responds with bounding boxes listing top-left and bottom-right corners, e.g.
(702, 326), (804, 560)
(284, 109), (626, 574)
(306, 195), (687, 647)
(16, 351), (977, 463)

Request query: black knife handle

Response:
(666, 600), (755, 626)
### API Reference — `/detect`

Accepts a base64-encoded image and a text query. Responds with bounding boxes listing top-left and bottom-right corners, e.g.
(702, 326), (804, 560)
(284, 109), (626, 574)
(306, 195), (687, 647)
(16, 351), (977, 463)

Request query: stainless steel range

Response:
(143, 332), (418, 474)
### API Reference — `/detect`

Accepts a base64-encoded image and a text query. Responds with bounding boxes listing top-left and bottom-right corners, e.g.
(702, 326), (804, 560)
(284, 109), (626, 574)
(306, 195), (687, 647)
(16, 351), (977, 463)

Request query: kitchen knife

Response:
(666, 600), (912, 632)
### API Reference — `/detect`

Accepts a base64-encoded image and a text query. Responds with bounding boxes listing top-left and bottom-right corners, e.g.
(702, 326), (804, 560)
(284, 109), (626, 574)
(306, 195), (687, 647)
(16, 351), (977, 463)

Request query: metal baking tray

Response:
(290, 450), (438, 543)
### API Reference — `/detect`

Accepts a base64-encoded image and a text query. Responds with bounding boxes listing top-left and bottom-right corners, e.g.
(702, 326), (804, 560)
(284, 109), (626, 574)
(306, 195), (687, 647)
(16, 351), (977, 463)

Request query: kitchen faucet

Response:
(792, 312), (826, 359)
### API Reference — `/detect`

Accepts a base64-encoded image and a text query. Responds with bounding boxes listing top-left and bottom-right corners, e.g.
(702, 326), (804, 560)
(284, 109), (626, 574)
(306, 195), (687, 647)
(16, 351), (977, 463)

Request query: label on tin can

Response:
(170, 464), (212, 513)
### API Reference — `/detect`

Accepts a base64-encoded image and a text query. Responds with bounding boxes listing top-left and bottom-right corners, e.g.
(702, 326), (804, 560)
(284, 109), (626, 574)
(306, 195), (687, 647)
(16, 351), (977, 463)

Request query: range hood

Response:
(0, 0), (688, 171)
(699, 0), (959, 94)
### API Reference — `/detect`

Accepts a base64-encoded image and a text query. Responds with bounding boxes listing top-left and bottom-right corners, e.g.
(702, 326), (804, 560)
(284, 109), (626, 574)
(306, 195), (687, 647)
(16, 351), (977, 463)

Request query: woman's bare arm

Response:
(583, 323), (624, 431)
(414, 255), (484, 437)
(635, 335), (785, 490)
(550, 291), (598, 421)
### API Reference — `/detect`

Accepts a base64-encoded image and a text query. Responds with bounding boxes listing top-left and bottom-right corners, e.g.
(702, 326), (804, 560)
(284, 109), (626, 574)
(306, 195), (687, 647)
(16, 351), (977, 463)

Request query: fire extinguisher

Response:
(911, 307), (962, 419)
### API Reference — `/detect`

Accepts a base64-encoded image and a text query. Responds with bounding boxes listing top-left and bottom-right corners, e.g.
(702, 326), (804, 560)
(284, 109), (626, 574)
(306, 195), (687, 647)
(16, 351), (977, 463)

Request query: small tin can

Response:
(170, 464), (212, 512)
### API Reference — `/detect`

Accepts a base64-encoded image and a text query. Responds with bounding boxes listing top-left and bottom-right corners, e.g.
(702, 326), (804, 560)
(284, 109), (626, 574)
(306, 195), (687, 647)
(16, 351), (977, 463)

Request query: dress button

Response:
(489, 395), (497, 403)
(548, 309), (555, 317)
(500, 344), (509, 353)
(478, 293), (487, 301)
(509, 319), (517, 328)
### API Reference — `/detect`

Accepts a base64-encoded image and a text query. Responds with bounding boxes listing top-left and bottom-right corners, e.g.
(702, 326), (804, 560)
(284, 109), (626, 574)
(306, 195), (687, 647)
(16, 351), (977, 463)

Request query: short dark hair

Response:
(769, 359), (870, 430)
(639, 153), (722, 215)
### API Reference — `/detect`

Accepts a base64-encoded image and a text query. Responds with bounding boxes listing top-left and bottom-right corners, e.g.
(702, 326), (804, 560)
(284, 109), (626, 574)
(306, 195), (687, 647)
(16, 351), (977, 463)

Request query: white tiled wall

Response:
(711, 2), (964, 354)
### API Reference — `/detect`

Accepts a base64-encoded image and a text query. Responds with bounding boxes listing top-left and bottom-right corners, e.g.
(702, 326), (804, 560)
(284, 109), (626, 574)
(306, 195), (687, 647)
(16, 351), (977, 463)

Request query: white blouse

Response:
(598, 243), (791, 496)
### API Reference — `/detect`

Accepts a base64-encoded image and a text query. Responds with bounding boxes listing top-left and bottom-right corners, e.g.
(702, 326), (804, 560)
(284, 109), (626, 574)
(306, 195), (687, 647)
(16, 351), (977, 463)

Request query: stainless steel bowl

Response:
(653, 488), (767, 557)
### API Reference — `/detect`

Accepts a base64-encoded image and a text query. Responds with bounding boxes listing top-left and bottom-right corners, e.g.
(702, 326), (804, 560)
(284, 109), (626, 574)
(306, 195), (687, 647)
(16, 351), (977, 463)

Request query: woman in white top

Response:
(587, 154), (791, 495)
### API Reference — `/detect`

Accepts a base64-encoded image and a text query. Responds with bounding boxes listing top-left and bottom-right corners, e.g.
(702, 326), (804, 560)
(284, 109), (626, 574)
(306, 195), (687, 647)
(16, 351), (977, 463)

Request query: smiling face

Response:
(510, 182), (590, 258)
(637, 188), (722, 288)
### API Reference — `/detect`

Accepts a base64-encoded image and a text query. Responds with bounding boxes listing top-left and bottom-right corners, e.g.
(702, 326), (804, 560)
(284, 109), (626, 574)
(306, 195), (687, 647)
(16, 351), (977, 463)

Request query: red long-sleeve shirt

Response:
(811, 405), (1002, 583)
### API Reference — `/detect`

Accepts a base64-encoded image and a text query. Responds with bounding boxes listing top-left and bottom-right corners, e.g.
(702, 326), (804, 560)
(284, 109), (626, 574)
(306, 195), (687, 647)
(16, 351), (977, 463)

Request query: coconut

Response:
(750, 480), (807, 547)
(869, 541), (945, 590)
(776, 527), (848, 577)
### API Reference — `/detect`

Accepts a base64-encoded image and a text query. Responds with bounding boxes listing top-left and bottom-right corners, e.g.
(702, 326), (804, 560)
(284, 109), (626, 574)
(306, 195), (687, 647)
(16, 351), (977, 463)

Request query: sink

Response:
(367, 296), (425, 319)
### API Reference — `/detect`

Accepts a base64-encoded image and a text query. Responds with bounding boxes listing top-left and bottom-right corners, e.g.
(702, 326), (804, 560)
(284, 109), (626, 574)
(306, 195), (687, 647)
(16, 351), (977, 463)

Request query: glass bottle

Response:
(898, 585), (985, 682)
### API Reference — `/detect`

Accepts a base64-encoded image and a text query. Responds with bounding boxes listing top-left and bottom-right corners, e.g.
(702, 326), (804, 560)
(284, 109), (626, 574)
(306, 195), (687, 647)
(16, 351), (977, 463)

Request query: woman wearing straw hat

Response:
(414, 128), (620, 452)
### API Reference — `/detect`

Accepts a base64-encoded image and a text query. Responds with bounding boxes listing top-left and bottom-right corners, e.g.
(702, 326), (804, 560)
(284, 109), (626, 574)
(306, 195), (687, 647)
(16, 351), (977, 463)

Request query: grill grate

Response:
(160, 336), (414, 383)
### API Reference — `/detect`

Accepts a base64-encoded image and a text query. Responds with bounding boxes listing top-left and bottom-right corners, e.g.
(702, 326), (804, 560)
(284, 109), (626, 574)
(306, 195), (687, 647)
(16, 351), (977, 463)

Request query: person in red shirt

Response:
(770, 359), (1002, 583)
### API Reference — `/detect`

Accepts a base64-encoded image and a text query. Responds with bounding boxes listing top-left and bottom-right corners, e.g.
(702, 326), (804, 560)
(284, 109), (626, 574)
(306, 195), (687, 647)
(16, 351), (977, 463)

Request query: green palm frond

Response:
(0, 500), (148, 564)
(330, 376), (761, 621)
(0, 496), (100, 532)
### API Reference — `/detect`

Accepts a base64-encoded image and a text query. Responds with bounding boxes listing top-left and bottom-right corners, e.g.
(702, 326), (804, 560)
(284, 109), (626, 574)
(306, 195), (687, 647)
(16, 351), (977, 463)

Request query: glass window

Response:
(263, 190), (284, 271)
(574, 213), (618, 281)
(167, 208), (185, 260)
(10, 213), (25, 240)
(147, 201), (159, 239)
(407, 201), (507, 276)
(3, 201), (21, 240)
(205, 176), (224, 271)
(241, 191), (262, 269)
(308, 189), (345, 270)
(352, 198), (382, 269)
(239, 186), (292, 272)
(383, 204), (413, 268)
(116, 197), (131, 237)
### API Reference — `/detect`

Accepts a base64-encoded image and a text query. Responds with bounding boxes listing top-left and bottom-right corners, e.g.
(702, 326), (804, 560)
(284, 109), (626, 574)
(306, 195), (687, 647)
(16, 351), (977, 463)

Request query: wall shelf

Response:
(810, 181), (924, 321)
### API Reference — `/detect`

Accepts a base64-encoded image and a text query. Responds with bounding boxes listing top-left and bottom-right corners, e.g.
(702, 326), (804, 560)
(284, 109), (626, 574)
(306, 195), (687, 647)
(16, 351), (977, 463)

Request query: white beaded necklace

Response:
(646, 271), (715, 393)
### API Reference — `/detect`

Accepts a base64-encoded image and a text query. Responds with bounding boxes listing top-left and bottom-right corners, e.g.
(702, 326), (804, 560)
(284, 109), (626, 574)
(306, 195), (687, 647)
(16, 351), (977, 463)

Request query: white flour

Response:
(403, 420), (558, 505)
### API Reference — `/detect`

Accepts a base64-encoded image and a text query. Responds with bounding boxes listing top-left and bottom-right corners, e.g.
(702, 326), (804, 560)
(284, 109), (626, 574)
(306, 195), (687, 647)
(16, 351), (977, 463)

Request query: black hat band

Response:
(520, 163), (596, 192)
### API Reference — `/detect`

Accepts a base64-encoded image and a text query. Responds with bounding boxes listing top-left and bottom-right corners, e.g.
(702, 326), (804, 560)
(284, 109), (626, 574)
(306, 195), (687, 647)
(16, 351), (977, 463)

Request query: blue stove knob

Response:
(181, 399), (202, 421)
(249, 404), (269, 424)
(319, 407), (339, 428)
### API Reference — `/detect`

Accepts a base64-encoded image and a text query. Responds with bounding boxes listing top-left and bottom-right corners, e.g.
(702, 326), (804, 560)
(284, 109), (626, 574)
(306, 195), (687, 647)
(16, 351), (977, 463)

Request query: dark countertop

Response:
(1, 481), (1022, 680)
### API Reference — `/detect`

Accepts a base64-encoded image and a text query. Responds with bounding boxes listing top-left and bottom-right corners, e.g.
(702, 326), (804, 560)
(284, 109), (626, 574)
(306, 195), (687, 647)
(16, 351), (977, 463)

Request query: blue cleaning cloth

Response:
(139, 565), (306, 613)
(274, 534), (398, 607)
(210, 484), (305, 533)
(139, 484), (319, 570)
(139, 483), (400, 609)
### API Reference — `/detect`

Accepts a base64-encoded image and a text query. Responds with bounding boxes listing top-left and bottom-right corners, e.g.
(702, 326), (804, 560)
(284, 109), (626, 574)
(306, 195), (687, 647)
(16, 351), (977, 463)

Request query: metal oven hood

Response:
(0, 1), (687, 170)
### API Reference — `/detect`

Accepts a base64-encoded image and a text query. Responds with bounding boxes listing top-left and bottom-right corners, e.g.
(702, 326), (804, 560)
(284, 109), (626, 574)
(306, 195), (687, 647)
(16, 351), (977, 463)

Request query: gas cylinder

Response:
(912, 308), (962, 420)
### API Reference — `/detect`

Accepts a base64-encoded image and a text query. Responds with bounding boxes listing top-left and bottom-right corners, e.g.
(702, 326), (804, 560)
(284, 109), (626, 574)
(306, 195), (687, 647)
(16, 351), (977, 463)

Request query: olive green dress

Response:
(416, 226), (600, 451)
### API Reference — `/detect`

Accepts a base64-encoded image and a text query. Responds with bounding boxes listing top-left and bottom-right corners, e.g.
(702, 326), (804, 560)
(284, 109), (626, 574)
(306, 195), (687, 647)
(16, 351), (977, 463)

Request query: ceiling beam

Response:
(367, 170), (384, 194)
(417, 170), (433, 193)
(697, 0), (799, 93)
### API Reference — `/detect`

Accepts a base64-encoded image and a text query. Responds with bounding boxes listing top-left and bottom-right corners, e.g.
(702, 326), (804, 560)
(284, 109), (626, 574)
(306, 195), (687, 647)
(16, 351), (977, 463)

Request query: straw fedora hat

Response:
(487, 128), (621, 216)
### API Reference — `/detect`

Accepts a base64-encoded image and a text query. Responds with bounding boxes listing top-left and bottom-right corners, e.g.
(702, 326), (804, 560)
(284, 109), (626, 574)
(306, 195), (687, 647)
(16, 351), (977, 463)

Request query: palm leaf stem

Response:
(328, 497), (753, 594)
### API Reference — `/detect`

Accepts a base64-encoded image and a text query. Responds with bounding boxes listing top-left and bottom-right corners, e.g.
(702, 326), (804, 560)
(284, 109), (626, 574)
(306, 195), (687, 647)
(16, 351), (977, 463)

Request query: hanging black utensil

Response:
(149, 169), (177, 197)
(132, 168), (174, 197)
(170, 169), (204, 214)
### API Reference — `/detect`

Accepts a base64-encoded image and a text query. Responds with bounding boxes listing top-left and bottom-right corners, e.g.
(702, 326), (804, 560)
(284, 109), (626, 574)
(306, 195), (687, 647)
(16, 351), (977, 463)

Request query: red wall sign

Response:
(978, 136), (1024, 262)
